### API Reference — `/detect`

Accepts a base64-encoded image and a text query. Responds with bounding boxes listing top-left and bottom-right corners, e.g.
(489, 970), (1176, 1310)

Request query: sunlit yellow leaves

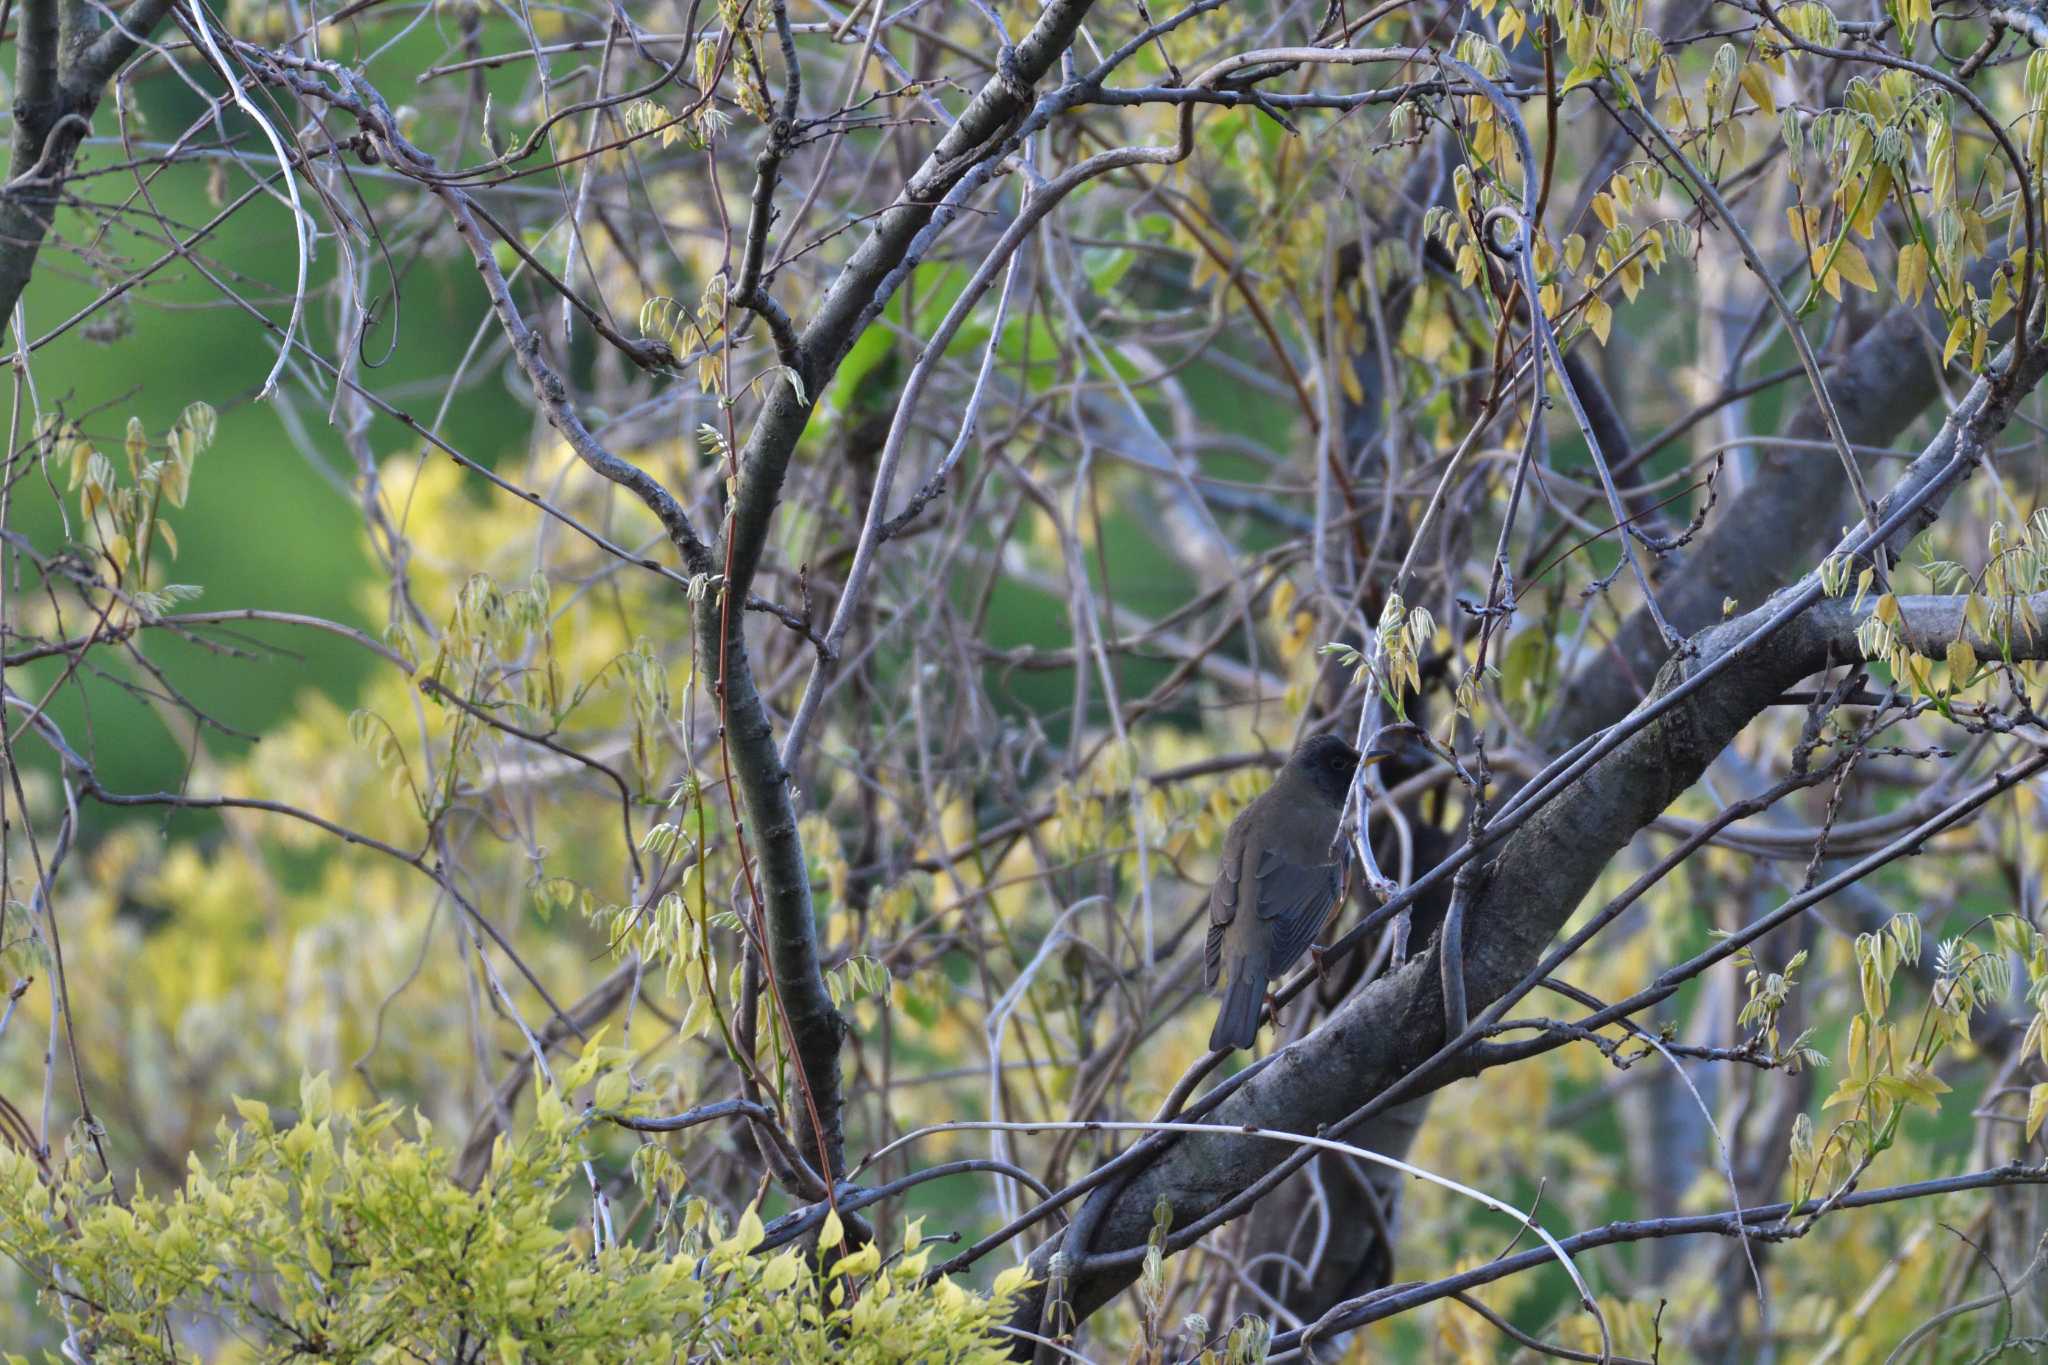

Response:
(1615, 258), (1645, 302)
(1583, 291), (1614, 344)
(991, 1264), (1036, 1302)
(1790, 205), (1877, 299)
(1896, 241), (1930, 306)
(761, 1250), (802, 1294)
(1942, 313), (1973, 369)
(1928, 120), (1955, 210)
(1706, 43), (1741, 122)
(1890, 0), (1932, 46)
(720, 1204), (767, 1260)
(1826, 242), (1875, 296)
(1945, 637), (1978, 687)
(1497, 3), (1527, 50)
(301, 1071), (333, 1125)
(1885, 1061), (1952, 1113)
(0, 1089), (1021, 1359)
(826, 1240), (882, 1281)
(123, 414), (147, 470)
(1738, 63), (1776, 118)
(535, 1081), (569, 1135)
(1786, 1111), (1819, 1195)
(591, 1068), (630, 1112)
(1829, 240), (1877, 294)
(1455, 242), (1484, 289)
(1775, 1), (1844, 44)
(102, 531), (131, 574)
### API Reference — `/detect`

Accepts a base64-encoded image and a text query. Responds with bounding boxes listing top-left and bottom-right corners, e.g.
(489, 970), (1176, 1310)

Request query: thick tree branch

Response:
(1542, 262), (1999, 748)
(695, 0), (1105, 1179)
(1007, 335), (2048, 1337)
(1274, 1162), (2048, 1353)
(0, 0), (174, 338)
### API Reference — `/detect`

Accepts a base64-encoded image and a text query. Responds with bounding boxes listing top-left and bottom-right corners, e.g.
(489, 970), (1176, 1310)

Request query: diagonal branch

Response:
(1275, 1162), (2048, 1352)
(1543, 258), (2004, 751)
(1003, 331), (2048, 1338)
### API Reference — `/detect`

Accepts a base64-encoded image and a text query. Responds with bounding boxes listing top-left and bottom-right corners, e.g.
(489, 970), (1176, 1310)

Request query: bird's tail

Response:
(1209, 952), (1269, 1052)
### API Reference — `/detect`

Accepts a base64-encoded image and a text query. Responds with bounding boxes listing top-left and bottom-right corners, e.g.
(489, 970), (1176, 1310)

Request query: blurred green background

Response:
(10, 46), (526, 805)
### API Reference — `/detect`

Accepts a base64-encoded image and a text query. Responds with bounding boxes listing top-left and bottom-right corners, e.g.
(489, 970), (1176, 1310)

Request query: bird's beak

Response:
(1361, 721), (1427, 767)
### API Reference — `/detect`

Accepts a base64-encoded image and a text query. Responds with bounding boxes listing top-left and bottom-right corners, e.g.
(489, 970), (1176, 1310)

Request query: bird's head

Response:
(1289, 733), (1363, 805)
(1289, 724), (1426, 805)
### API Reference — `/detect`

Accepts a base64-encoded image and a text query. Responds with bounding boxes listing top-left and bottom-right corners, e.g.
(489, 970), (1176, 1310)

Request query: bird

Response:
(1203, 730), (1399, 1052)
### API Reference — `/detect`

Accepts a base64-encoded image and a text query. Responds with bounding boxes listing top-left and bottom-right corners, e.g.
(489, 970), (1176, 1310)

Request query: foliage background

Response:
(0, 0), (2044, 1360)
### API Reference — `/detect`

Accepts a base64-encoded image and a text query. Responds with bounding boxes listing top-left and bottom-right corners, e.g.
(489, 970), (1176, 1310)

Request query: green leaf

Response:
(592, 1068), (630, 1111)
(1559, 60), (1606, 94)
(300, 1072), (332, 1124)
(1946, 637), (1977, 683)
(761, 1250), (801, 1293)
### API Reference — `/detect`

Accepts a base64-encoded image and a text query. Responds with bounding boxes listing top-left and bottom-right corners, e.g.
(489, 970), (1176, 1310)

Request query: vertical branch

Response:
(0, 0), (173, 337)
(694, 0), (1104, 1176)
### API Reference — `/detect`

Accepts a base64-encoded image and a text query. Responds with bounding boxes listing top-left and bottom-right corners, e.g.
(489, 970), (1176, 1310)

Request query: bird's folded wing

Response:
(1204, 817), (1249, 988)
(1254, 844), (1342, 974)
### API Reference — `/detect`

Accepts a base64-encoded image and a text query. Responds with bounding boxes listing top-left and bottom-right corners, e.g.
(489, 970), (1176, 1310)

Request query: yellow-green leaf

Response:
(732, 1204), (765, 1255)
(1739, 63), (1776, 118)
(1897, 242), (1929, 307)
(1833, 241), (1877, 293)
(1946, 638), (1977, 683)
(761, 1250), (801, 1293)
(1585, 293), (1613, 345)
(300, 1072), (332, 1124)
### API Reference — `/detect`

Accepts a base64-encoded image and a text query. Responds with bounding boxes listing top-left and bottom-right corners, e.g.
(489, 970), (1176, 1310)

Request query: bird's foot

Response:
(1309, 943), (1333, 986)
(1263, 989), (1280, 1027)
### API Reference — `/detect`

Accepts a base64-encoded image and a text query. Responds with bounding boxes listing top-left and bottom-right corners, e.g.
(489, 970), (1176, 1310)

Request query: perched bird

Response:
(1204, 731), (1397, 1052)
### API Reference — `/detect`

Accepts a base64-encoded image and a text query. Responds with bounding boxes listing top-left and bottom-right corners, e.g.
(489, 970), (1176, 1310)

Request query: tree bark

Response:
(0, 0), (174, 340)
(1540, 267), (1989, 749)
(1007, 336), (2048, 1341)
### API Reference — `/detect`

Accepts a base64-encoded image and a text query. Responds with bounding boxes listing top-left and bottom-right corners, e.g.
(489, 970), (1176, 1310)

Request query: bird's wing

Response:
(1253, 841), (1343, 975)
(1204, 814), (1250, 988)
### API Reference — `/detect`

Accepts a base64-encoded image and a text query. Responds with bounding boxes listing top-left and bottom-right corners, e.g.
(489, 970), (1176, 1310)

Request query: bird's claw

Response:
(1309, 943), (1333, 986)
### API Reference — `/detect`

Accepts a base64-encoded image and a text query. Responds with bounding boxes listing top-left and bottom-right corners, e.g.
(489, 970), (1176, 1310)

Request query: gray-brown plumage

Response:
(1204, 732), (1390, 1052)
